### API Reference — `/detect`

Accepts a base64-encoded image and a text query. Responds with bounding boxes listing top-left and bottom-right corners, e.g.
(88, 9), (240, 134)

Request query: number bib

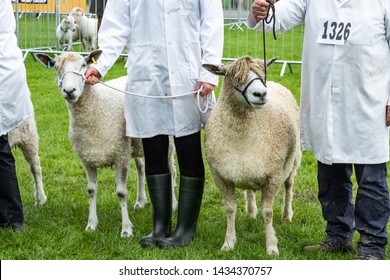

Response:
(317, 18), (352, 45)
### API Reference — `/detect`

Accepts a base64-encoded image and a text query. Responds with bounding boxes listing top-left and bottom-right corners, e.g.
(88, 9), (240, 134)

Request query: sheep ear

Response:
(85, 50), (102, 65)
(266, 57), (278, 68)
(36, 53), (56, 68)
(202, 64), (227, 76)
(76, 8), (84, 16)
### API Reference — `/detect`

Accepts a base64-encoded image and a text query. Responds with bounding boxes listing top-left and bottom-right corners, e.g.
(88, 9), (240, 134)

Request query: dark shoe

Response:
(356, 253), (384, 260)
(140, 173), (172, 248)
(11, 222), (25, 232)
(0, 222), (25, 232)
(158, 176), (204, 248)
(304, 239), (354, 253)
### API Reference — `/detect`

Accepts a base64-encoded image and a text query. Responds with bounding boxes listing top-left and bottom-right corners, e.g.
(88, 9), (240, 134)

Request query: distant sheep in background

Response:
(203, 56), (301, 255)
(9, 116), (47, 206)
(56, 15), (81, 51)
(71, 7), (97, 51)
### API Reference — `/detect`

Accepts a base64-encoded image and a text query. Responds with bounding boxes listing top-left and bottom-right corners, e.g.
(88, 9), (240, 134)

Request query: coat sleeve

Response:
(247, 0), (307, 33)
(92, 0), (131, 77)
(198, 0), (224, 86)
(385, 0), (390, 105)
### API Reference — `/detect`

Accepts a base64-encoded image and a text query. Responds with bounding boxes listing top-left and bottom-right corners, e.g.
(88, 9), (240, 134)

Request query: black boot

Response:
(158, 176), (204, 248)
(140, 173), (172, 247)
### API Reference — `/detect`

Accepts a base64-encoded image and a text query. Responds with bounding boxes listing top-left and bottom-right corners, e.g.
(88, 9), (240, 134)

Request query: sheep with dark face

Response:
(36, 50), (177, 237)
(203, 56), (301, 255)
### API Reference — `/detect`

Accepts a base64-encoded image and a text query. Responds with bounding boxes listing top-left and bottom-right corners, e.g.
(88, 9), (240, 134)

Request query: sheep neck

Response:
(66, 84), (95, 125)
(219, 83), (256, 119)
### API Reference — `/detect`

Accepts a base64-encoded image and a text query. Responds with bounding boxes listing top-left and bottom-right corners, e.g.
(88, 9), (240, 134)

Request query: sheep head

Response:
(36, 50), (102, 103)
(203, 56), (277, 109)
(71, 7), (84, 18)
(60, 15), (76, 33)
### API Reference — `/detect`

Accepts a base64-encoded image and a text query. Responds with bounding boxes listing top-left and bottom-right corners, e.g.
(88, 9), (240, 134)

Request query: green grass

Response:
(1, 23), (389, 261)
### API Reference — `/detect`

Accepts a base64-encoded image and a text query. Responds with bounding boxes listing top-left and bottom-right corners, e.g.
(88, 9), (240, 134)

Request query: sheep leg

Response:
(282, 173), (294, 222)
(19, 144), (46, 206)
(133, 157), (147, 210)
(244, 189), (258, 218)
(67, 34), (73, 52)
(82, 37), (89, 51)
(168, 138), (178, 210)
(216, 176), (237, 251)
(85, 165), (99, 232)
(91, 37), (97, 51)
(56, 39), (62, 51)
(261, 186), (279, 255)
(115, 164), (133, 238)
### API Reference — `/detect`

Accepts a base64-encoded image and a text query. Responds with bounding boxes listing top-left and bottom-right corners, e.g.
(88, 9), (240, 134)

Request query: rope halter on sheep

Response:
(57, 69), (86, 89)
(227, 56), (268, 107)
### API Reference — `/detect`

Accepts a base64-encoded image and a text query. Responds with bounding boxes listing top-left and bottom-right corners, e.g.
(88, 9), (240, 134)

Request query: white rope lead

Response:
(98, 80), (201, 99)
(59, 70), (212, 113)
(97, 80), (211, 114)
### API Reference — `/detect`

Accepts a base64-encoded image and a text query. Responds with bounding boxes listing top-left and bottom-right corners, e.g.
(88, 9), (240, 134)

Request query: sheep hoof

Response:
(85, 223), (97, 232)
(221, 241), (235, 252)
(247, 210), (258, 219)
(134, 199), (146, 211)
(35, 194), (47, 206)
(282, 211), (293, 222)
(121, 231), (133, 238)
(266, 246), (279, 256)
(121, 225), (133, 238)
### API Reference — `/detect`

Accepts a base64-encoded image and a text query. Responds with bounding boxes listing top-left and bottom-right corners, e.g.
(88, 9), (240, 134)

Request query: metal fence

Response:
(13, 0), (303, 76)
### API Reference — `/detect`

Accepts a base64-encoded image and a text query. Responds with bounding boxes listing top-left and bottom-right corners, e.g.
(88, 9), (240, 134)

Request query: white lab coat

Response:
(0, 0), (33, 136)
(248, 0), (390, 164)
(93, 0), (224, 138)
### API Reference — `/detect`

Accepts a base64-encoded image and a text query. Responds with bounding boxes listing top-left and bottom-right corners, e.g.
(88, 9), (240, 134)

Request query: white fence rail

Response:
(13, 0), (303, 76)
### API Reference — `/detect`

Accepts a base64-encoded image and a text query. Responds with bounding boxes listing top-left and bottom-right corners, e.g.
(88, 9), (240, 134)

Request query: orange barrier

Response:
(12, 0), (87, 14)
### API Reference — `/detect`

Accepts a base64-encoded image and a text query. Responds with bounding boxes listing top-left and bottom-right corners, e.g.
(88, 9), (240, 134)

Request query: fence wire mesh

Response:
(13, 0), (303, 75)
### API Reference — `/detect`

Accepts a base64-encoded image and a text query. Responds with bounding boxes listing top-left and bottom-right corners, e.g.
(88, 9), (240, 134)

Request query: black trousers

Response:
(142, 131), (205, 178)
(318, 161), (390, 258)
(0, 134), (23, 226)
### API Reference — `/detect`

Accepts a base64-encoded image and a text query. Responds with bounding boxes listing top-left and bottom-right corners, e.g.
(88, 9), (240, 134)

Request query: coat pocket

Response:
(127, 43), (157, 83)
(180, 0), (198, 16)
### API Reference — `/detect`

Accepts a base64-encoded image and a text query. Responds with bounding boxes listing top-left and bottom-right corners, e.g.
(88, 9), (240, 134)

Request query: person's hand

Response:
(84, 67), (102, 85)
(196, 81), (215, 97)
(251, 0), (274, 22)
(386, 105), (390, 126)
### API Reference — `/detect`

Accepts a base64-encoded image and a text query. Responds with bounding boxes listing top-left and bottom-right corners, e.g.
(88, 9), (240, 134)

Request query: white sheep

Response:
(56, 15), (81, 51)
(203, 56), (301, 255)
(35, 50), (177, 237)
(36, 51), (137, 237)
(8, 116), (47, 206)
(71, 7), (97, 51)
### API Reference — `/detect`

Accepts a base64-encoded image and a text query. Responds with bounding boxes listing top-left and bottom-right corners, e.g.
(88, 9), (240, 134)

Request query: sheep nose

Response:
(253, 90), (266, 98)
(63, 88), (76, 96)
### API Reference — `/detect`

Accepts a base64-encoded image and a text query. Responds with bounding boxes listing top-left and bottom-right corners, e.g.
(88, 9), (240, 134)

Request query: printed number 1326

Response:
(322, 21), (351, 41)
